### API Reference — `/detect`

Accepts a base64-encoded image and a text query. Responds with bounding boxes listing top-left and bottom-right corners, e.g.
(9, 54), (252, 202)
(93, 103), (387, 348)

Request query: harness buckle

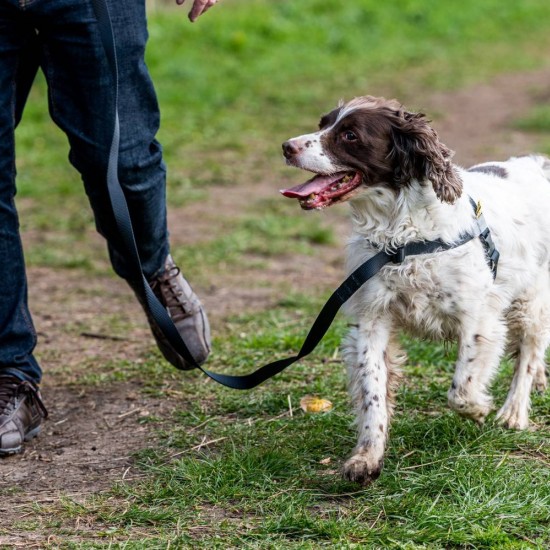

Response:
(391, 246), (406, 264)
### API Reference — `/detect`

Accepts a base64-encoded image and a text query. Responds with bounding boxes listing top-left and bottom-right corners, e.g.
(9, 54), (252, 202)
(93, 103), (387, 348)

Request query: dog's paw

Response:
(342, 454), (384, 485)
(496, 402), (529, 430)
(448, 389), (493, 424)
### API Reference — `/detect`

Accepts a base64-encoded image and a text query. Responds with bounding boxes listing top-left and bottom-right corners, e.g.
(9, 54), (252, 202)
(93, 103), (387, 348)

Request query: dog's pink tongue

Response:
(280, 174), (342, 198)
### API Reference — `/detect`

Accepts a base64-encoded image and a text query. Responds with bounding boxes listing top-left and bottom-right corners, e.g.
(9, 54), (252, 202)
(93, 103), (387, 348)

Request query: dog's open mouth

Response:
(280, 172), (363, 209)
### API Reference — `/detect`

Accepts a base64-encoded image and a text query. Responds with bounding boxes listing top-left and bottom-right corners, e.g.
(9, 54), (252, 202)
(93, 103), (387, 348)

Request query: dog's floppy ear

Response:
(389, 110), (462, 204)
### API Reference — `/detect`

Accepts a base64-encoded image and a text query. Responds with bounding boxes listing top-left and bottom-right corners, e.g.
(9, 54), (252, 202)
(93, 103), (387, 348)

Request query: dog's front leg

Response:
(342, 316), (400, 485)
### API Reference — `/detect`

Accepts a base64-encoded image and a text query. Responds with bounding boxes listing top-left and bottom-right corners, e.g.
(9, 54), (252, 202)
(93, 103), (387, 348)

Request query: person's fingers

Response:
(188, 0), (218, 22)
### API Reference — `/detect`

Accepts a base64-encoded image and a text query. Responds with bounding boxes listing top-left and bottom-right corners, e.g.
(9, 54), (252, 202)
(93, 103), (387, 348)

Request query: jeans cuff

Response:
(0, 367), (39, 385)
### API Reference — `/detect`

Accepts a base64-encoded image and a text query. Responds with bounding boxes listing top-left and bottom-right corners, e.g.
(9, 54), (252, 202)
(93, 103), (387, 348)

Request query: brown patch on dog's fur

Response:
(319, 96), (463, 203)
(468, 165), (508, 178)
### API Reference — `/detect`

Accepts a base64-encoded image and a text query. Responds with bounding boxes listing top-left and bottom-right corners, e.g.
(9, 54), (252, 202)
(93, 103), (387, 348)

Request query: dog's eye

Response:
(342, 130), (358, 142)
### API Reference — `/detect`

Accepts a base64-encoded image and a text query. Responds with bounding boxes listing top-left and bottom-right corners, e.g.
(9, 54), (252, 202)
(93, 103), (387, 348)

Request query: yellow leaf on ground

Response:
(300, 395), (333, 413)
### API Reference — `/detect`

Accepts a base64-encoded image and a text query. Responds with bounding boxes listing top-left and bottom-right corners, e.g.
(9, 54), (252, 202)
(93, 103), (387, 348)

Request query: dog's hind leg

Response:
(497, 274), (550, 429)
(448, 298), (507, 423)
(534, 363), (548, 393)
(342, 317), (404, 485)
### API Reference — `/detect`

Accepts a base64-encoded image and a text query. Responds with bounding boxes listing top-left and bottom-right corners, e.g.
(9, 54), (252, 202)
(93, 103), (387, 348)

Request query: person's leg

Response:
(0, 1), (42, 385)
(0, 1), (48, 455)
(37, 0), (169, 280)
(37, 0), (210, 367)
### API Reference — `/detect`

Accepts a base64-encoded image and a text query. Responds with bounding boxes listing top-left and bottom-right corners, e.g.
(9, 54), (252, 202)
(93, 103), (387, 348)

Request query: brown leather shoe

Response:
(0, 375), (48, 456)
(136, 255), (211, 370)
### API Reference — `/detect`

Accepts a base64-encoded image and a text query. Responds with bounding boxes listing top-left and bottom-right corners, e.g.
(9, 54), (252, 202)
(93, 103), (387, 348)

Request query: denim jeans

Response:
(0, 0), (170, 384)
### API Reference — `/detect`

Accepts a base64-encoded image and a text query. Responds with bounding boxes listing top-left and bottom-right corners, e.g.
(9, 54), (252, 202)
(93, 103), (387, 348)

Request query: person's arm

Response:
(176, 0), (220, 22)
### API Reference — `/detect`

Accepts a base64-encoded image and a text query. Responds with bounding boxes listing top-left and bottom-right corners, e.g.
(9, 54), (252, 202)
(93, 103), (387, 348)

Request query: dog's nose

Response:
(282, 140), (299, 159)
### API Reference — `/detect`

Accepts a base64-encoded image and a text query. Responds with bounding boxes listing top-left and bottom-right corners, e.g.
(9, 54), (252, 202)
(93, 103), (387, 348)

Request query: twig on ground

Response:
(117, 408), (142, 420)
(369, 508), (384, 529)
(189, 417), (218, 433)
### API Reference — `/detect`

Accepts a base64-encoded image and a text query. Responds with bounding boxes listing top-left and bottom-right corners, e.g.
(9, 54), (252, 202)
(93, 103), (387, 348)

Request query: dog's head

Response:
(281, 96), (462, 209)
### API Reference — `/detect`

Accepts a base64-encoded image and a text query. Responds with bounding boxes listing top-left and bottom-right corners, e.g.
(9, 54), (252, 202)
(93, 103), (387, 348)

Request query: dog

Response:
(281, 95), (550, 485)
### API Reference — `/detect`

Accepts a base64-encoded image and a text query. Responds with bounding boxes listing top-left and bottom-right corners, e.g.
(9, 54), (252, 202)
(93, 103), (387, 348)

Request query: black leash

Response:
(90, 0), (499, 390)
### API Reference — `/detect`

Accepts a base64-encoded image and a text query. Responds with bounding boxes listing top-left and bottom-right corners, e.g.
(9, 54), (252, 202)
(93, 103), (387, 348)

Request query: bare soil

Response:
(1, 67), (550, 546)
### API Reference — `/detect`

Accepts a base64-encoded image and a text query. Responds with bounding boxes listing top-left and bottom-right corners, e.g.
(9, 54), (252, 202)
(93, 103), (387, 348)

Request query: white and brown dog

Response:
(281, 96), (550, 485)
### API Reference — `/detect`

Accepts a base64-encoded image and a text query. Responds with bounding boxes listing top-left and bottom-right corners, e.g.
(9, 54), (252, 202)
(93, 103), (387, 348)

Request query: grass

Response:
(515, 106), (550, 133)
(514, 105), (550, 155)
(31, 297), (550, 548)
(170, 198), (336, 282)
(10, 0), (550, 547)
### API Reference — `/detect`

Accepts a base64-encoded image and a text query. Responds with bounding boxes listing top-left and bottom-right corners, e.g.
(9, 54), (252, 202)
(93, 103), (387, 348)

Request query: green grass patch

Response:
(513, 104), (550, 155)
(171, 199), (336, 281)
(515, 105), (550, 132)
(46, 299), (550, 548)
(151, 0), (550, 190)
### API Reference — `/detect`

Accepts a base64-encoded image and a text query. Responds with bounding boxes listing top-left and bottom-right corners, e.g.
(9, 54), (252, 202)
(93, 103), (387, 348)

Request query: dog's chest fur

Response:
(384, 257), (480, 338)
(344, 185), (493, 340)
(348, 244), (489, 340)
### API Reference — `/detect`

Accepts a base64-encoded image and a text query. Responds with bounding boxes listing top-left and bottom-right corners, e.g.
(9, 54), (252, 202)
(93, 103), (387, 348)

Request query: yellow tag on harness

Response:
(475, 201), (483, 218)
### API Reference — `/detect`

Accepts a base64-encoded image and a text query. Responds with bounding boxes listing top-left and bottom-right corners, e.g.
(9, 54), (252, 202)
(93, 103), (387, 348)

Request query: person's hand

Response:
(176, 0), (220, 22)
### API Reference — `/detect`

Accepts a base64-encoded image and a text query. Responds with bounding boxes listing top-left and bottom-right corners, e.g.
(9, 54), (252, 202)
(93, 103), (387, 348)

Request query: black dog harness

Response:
(468, 197), (500, 279)
(90, 0), (499, 389)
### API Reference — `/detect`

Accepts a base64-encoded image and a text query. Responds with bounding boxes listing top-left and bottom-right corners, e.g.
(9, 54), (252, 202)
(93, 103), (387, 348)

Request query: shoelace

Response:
(151, 267), (192, 322)
(0, 376), (48, 419)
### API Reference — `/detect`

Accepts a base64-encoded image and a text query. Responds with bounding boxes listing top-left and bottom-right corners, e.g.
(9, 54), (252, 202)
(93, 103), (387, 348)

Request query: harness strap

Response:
(90, 0), (499, 389)
(469, 197), (500, 278)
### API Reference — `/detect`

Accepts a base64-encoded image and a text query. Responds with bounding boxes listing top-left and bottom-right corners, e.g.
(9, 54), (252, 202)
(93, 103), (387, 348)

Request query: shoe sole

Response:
(0, 426), (41, 457)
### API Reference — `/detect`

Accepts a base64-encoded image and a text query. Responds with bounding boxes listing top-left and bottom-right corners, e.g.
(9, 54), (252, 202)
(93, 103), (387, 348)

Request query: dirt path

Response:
(1, 67), (550, 545)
